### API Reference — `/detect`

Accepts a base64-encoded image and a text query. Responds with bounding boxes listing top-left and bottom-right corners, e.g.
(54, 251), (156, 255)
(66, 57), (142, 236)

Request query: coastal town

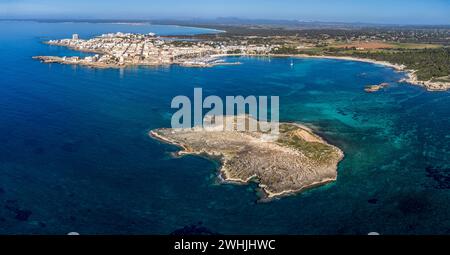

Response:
(34, 32), (275, 67)
(34, 27), (450, 91)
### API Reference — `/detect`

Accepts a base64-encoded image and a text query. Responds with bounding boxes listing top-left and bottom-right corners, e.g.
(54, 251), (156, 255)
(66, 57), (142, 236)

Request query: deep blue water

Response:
(0, 21), (449, 234)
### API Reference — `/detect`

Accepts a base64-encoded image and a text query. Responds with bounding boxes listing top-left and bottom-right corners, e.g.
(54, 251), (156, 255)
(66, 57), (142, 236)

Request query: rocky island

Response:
(150, 116), (344, 199)
(364, 82), (390, 93)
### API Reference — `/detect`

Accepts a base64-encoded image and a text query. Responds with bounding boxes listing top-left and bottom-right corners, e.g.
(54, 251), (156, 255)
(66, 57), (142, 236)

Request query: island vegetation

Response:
(150, 115), (344, 200)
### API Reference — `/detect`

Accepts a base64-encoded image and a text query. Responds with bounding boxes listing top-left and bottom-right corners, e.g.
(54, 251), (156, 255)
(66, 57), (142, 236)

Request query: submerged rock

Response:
(368, 198), (378, 204)
(426, 166), (450, 189)
(170, 222), (219, 235)
(4, 199), (33, 221)
(14, 209), (32, 221)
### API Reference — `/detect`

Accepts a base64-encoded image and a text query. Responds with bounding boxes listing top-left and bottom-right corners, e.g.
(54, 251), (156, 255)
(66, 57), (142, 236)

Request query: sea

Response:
(0, 21), (449, 234)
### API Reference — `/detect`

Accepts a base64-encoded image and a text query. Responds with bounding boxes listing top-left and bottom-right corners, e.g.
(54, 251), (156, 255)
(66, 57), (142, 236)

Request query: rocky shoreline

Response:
(33, 55), (240, 69)
(291, 54), (450, 92)
(150, 116), (344, 200)
(223, 53), (450, 92)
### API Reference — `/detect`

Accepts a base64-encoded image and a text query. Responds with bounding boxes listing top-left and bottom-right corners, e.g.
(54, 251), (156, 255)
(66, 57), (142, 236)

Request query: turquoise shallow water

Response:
(0, 22), (449, 234)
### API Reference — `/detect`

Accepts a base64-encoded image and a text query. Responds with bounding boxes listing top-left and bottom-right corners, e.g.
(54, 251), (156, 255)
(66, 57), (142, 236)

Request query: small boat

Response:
(290, 60), (294, 67)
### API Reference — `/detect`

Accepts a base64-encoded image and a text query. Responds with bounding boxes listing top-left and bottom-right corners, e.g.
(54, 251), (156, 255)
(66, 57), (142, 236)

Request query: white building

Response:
(72, 34), (79, 40)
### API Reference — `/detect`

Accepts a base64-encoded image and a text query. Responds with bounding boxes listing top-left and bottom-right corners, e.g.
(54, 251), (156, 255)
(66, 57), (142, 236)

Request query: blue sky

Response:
(1, 0), (449, 25)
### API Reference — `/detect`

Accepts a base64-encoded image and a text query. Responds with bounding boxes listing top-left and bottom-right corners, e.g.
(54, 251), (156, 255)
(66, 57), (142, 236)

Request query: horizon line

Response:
(1, 17), (450, 27)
